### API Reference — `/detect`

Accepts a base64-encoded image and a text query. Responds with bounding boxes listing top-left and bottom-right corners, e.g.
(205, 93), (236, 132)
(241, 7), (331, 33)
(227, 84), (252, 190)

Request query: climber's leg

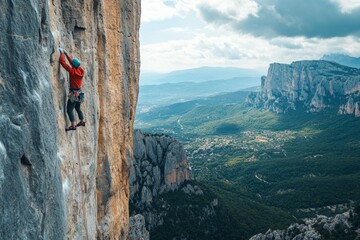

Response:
(75, 102), (85, 127)
(66, 100), (76, 131)
(67, 100), (76, 122)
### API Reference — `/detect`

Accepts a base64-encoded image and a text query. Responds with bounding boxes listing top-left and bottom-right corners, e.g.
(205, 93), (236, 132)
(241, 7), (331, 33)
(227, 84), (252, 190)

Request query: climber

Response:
(59, 48), (86, 132)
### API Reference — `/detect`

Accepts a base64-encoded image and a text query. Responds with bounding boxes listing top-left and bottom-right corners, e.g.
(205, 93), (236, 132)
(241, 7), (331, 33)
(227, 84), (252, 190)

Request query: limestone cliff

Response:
(129, 131), (222, 239)
(129, 214), (150, 240)
(0, 0), (140, 239)
(130, 130), (193, 230)
(130, 130), (192, 199)
(247, 60), (360, 116)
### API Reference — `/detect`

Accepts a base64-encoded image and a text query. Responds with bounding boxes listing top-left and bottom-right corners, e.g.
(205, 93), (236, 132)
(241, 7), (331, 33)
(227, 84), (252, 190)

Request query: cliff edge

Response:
(129, 131), (221, 239)
(247, 60), (360, 116)
(130, 130), (193, 230)
(0, 0), (140, 239)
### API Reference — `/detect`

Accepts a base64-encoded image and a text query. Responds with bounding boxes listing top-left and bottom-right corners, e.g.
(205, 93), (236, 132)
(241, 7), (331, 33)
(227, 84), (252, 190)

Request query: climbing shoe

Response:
(76, 121), (85, 127)
(65, 126), (77, 132)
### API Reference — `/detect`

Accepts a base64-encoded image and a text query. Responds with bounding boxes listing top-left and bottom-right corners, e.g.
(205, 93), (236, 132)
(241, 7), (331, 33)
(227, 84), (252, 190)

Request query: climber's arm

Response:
(65, 51), (73, 63)
(59, 53), (73, 73)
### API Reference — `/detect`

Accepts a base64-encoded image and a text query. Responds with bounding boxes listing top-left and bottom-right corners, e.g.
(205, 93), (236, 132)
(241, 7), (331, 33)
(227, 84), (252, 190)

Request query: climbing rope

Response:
(75, 130), (90, 240)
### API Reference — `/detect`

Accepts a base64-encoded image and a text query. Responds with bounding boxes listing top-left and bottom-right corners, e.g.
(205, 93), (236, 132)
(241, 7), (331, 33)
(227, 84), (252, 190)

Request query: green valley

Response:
(135, 90), (360, 239)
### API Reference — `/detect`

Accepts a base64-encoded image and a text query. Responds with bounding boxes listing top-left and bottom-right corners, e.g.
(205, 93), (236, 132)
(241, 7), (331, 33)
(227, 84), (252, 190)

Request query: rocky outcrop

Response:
(247, 60), (360, 116)
(250, 209), (359, 240)
(0, 0), (140, 239)
(129, 214), (150, 240)
(130, 131), (223, 239)
(130, 130), (192, 230)
(130, 130), (192, 202)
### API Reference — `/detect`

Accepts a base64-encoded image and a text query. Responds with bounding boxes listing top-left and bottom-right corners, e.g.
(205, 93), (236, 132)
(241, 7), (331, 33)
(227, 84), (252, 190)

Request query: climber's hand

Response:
(63, 49), (68, 55)
(58, 47), (64, 53)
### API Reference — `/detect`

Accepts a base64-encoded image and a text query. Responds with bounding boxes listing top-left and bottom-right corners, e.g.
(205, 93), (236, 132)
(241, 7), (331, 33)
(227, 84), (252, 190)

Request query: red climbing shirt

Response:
(59, 53), (84, 90)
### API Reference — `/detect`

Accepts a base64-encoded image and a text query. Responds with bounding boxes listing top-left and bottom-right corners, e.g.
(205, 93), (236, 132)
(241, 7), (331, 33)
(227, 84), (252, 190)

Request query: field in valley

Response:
(135, 91), (360, 239)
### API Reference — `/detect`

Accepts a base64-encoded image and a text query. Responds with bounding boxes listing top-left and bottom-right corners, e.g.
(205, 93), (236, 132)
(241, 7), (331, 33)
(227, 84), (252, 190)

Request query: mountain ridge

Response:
(321, 53), (360, 68)
(247, 60), (360, 116)
(138, 77), (260, 108)
(140, 66), (262, 85)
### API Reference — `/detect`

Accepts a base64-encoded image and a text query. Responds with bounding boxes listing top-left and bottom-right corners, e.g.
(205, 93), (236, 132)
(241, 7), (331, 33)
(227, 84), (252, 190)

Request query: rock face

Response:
(0, 0), (140, 239)
(130, 131), (222, 239)
(247, 60), (360, 116)
(129, 214), (150, 240)
(130, 130), (192, 230)
(250, 209), (359, 240)
(131, 130), (192, 201)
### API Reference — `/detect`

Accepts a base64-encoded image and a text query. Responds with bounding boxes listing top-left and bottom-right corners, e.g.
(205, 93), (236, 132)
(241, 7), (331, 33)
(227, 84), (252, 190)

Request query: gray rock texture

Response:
(0, 0), (140, 239)
(247, 60), (360, 116)
(250, 210), (358, 240)
(130, 130), (193, 230)
(131, 130), (192, 203)
(0, 1), (65, 239)
(130, 131), (220, 239)
(129, 214), (150, 240)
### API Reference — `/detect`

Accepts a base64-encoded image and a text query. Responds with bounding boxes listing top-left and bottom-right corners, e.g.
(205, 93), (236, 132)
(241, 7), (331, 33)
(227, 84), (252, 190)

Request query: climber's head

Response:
(71, 58), (81, 68)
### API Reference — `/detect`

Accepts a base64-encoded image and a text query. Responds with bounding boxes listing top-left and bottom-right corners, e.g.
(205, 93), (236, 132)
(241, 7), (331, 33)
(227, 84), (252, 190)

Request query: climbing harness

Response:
(69, 89), (85, 103)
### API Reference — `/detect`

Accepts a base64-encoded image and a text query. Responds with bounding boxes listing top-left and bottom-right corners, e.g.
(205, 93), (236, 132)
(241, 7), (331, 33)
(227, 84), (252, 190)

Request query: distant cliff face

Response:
(247, 61), (360, 116)
(0, 0), (140, 239)
(130, 131), (225, 239)
(130, 130), (192, 204)
(130, 130), (193, 230)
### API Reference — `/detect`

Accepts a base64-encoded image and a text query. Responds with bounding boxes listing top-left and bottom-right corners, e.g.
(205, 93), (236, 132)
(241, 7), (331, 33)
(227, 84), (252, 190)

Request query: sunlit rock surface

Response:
(247, 60), (360, 116)
(130, 130), (191, 201)
(0, 0), (140, 239)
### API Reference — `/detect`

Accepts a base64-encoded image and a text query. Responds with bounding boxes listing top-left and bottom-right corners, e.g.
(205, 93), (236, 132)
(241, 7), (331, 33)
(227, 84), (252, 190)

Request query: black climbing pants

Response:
(67, 99), (84, 122)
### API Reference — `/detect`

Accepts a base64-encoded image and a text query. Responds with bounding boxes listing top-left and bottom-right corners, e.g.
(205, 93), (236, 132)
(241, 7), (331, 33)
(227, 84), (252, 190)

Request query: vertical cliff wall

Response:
(0, 0), (140, 239)
(247, 60), (360, 115)
(130, 130), (193, 231)
(131, 130), (192, 205)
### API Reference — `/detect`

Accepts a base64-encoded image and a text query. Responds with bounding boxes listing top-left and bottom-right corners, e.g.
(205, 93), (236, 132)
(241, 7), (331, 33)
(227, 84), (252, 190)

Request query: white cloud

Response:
(141, 33), (274, 72)
(141, 30), (360, 72)
(141, 0), (179, 22)
(175, 0), (259, 21)
(331, 0), (360, 13)
(268, 36), (360, 63)
(198, 0), (360, 38)
(142, 0), (259, 23)
(163, 27), (187, 33)
(141, 0), (360, 73)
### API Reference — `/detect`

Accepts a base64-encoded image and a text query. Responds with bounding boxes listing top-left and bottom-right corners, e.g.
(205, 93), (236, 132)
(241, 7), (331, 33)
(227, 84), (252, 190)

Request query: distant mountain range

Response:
(140, 66), (263, 85)
(321, 53), (360, 68)
(137, 90), (252, 124)
(137, 77), (260, 109)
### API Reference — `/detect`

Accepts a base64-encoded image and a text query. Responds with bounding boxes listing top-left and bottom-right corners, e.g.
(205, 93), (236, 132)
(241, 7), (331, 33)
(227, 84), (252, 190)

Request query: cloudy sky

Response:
(140, 0), (360, 73)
